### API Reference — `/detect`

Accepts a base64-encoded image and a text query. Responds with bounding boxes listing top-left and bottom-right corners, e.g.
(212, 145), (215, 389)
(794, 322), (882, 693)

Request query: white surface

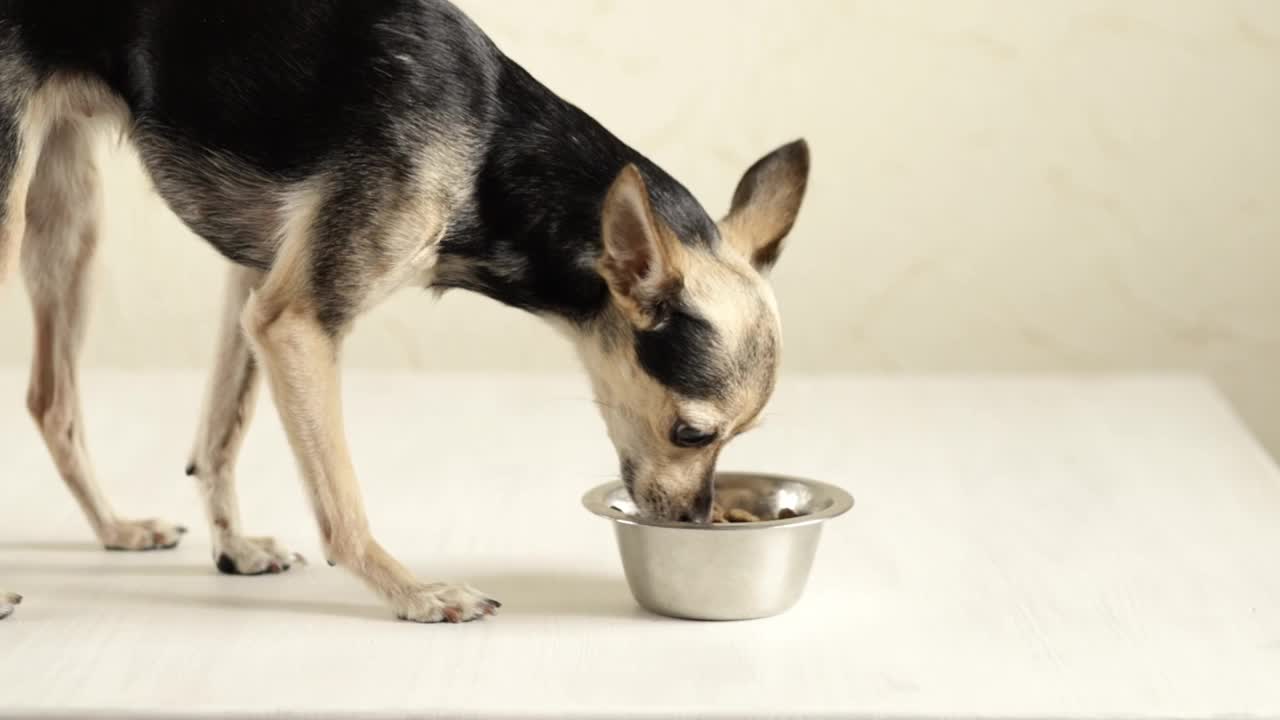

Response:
(1, 372), (1278, 719)
(4, 1), (1280, 459)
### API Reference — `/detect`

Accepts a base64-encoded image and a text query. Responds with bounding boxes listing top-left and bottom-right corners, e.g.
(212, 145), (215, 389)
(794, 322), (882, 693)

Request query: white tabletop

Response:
(1, 371), (1277, 719)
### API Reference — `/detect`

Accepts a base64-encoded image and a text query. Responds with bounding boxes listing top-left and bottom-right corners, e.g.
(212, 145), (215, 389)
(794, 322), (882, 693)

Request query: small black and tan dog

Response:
(0, 0), (809, 622)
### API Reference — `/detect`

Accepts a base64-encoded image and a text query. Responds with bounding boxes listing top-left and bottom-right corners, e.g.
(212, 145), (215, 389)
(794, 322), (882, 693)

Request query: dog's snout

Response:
(670, 486), (715, 524)
(691, 484), (714, 523)
(623, 462), (717, 523)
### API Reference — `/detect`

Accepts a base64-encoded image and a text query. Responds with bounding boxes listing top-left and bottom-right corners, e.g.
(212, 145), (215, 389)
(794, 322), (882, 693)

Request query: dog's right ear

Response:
(721, 139), (810, 273)
(599, 164), (683, 328)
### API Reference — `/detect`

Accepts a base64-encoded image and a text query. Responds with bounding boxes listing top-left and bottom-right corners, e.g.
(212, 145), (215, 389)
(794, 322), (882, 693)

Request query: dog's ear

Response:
(721, 139), (810, 272)
(599, 164), (683, 328)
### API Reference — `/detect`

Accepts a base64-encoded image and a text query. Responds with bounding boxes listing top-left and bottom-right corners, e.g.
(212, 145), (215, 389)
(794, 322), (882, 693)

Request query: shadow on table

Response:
(0, 557), (648, 622)
(0, 539), (212, 577)
(103, 570), (642, 622)
(453, 570), (643, 620)
(0, 561), (211, 576)
(0, 540), (105, 552)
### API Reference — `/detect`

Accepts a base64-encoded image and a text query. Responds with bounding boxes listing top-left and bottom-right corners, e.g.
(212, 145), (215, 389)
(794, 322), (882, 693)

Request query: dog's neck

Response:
(432, 59), (718, 325)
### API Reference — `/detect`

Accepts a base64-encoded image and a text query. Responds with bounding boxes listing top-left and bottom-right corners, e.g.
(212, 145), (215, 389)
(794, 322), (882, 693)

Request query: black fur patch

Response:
(634, 306), (727, 400)
(0, 110), (14, 226)
(621, 457), (637, 495)
(433, 59), (719, 323)
(215, 553), (239, 575)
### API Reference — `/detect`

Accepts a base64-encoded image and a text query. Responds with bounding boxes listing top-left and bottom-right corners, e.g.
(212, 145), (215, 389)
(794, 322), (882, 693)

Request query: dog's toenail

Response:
(11, 594), (21, 604)
(282, 564), (291, 571)
(184, 462), (197, 477)
(327, 559), (336, 567)
(488, 599), (502, 608)
(216, 553), (239, 575)
(177, 526), (189, 534)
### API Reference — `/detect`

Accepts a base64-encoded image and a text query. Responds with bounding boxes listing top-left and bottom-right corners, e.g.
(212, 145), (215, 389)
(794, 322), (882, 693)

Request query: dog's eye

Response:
(671, 422), (717, 449)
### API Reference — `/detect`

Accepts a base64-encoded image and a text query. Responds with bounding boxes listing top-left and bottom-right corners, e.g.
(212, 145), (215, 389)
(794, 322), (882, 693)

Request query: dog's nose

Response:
(690, 484), (714, 523)
(675, 497), (714, 524)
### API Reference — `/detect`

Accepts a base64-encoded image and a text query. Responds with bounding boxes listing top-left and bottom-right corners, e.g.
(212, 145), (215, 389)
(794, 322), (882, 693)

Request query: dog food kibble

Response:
(724, 508), (761, 523)
(613, 503), (806, 523)
(709, 504), (806, 523)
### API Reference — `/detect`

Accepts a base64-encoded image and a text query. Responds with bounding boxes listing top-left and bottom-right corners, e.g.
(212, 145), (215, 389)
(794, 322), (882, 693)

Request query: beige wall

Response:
(1, 1), (1278, 453)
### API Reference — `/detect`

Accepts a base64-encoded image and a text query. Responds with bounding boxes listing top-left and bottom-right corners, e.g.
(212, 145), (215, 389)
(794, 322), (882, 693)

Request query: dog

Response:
(0, 0), (809, 623)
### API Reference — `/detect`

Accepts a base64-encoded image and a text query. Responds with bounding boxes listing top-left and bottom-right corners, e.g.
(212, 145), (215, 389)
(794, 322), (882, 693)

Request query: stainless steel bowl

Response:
(582, 472), (854, 620)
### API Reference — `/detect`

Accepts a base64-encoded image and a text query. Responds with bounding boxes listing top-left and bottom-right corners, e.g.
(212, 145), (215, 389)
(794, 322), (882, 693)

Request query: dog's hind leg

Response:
(187, 264), (300, 575)
(1, 49), (39, 621)
(22, 119), (186, 551)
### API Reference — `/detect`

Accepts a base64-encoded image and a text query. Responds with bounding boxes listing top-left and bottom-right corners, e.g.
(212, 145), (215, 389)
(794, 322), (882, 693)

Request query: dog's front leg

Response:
(188, 265), (301, 576)
(241, 284), (499, 623)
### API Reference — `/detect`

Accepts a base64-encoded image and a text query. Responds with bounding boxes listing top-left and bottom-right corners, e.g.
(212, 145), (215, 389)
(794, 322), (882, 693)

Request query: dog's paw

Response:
(215, 535), (304, 576)
(392, 583), (501, 623)
(0, 592), (21, 620)
(102, 518), (187, 551)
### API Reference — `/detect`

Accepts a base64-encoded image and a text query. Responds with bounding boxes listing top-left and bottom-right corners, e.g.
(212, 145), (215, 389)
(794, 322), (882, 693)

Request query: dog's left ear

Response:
(599, 164), (684, 329)
(721, 139), (810, 272)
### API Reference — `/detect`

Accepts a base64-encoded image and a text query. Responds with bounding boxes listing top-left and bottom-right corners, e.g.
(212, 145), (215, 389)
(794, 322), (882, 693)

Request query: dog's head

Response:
(576, 140), (810, 522)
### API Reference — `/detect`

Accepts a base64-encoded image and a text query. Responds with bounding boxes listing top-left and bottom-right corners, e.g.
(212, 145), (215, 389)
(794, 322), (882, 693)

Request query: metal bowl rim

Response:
(580, 471), (855, 531)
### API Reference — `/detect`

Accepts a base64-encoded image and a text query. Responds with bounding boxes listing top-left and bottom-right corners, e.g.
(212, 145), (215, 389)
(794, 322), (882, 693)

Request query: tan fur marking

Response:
(4, 73), (129, 284)
(0, 122), (38, 285)
(357, 139), (473, 310)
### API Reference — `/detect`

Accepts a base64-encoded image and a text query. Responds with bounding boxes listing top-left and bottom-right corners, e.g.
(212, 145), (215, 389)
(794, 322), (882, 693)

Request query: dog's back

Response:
(1, 0), (503, 280)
